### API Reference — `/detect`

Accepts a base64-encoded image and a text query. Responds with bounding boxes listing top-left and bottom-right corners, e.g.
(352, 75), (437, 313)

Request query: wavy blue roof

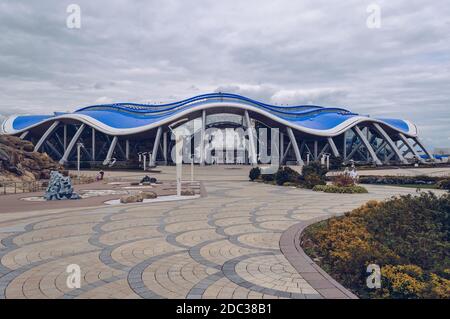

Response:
(5, 92), (414, 136)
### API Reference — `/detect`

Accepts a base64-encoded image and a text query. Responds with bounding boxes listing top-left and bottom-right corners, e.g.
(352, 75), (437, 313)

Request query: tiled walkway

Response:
(0, 179), (440, 299)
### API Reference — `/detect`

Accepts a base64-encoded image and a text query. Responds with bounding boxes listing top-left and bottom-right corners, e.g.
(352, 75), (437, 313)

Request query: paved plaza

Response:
(0, 166), (448, 299)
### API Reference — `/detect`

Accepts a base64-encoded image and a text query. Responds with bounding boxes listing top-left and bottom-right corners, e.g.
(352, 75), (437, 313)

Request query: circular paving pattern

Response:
(0, 180), (433, 299)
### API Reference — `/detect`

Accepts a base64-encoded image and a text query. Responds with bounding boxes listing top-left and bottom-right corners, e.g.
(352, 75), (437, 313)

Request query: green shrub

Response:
(437, 179), (450, 190)
(304, 173), (326, 189)
(249, 167), (261, 181)
(300, 162), (328, 189)
(302, 192), (450, 299)
(312, 185), (368, 193)
(283, 181), (299, 187)
(262, 174), (274, 182)
(359, 175), (441, 186)
(312, 185), (327, 192)
(302, 162), (328, 178)
(275, 166), (300, 185)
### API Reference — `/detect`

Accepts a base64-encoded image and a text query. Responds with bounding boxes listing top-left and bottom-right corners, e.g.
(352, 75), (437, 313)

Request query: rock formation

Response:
(120, 194), (144, 204)
(44, 171), (81, 200)
(0, 135), (63, 182)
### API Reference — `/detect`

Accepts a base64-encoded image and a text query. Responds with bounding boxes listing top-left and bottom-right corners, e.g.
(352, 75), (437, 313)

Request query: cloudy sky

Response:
(0, 0), (449, 148)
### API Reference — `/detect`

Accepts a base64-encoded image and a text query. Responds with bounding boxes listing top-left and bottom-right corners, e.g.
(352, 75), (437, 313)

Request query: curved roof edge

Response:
(1, 93), (418, 137)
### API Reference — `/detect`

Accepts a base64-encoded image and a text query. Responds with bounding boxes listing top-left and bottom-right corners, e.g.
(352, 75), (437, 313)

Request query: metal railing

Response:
(0, 175), (95, 195)
(0, 180), (48, 195)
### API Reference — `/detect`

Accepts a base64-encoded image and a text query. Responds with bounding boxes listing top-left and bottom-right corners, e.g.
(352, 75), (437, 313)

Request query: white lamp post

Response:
(76, 142), (84, 172)
(143, 153), (147, 171)
(324, 153), (331, 170)
(175, 133), (183, 196)
(191, 154), (194, 182)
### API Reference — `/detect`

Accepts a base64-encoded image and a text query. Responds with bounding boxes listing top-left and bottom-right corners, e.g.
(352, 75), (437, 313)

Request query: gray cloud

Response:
(0, 0), (449, 149)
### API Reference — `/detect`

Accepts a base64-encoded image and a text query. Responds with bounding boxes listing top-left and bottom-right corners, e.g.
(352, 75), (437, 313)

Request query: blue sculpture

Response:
(44, 171), (81, 200)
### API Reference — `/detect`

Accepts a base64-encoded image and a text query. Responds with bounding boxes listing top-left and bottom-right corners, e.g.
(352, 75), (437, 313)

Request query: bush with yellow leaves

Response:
(302, 192), (450, 299)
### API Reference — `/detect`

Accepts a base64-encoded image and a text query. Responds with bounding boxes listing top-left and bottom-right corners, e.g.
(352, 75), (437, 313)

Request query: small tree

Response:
(249, 167), (261, 181)
(300, 162), (327, 188)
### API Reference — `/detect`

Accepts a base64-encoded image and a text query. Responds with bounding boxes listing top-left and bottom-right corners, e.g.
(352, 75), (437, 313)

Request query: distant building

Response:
(434, 148), (450, 155)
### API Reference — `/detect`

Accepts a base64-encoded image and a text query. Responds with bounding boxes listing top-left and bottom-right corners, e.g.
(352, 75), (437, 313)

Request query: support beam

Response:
(200, 110), (206, 165)
(398, 133), (425, 163)
(387, 140), (404, 161)
(346, 141), (363, 161)
(244, 110), (257, 165)
(103, 136), (118, 165)
(299, 141), (305, 154)
(19, 131), (29, 140)
(314, 141), (318, 160)
(115, 140), (126, 159)
(59, 124), (85, 164)
(125, 139), (130, 160)
(318, 143), (330, 159)
(151, 127), (162, 167)
(91, 128), (96, 160)
(63, 124), (67, 151)
(45, 141), (62, 159)
(163, 132), (168, 164)
(375, 140), (387, 156)
(281, 141), (292, 164)
(372, 123), (408, 164)
(286, 127), (304, 165)
(303, 142), (313, 159)
(343, 131), (347, 159)
(34, 121), (60, 152)
(327, 137), (340, 158)
(353, 125), (382, 165)
(54, 131), (64, 152)
(414, 137), (434, 161)
(386, 149), (397, 162)
(280, 133), (284, 165)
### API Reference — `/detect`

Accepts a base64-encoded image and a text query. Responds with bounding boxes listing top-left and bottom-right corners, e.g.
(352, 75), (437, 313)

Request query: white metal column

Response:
(343, 131), (347, 160)
(91, 128), (96, 160)
(414, 137), (435, 161)
(200, 110), (206, 166)
(372, 123), (408, 164)
(327, 137), (340, 158)
(398, 133), (425, 163)
(163, 131), (168, 165)
(103, 136), (118, 165)
(151, 127), (162, 167)
(59, 124), (85, 164)
(286, 127), (304, 165)
(125, 139), (130, 160)
(63, 124), (67, 151)
(19, 131), (29, 140)
(34, 121), (60, 152)
(244, 110), (257, 165)
(353, 125), (382, 165)
(314, 141), (318, 160)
